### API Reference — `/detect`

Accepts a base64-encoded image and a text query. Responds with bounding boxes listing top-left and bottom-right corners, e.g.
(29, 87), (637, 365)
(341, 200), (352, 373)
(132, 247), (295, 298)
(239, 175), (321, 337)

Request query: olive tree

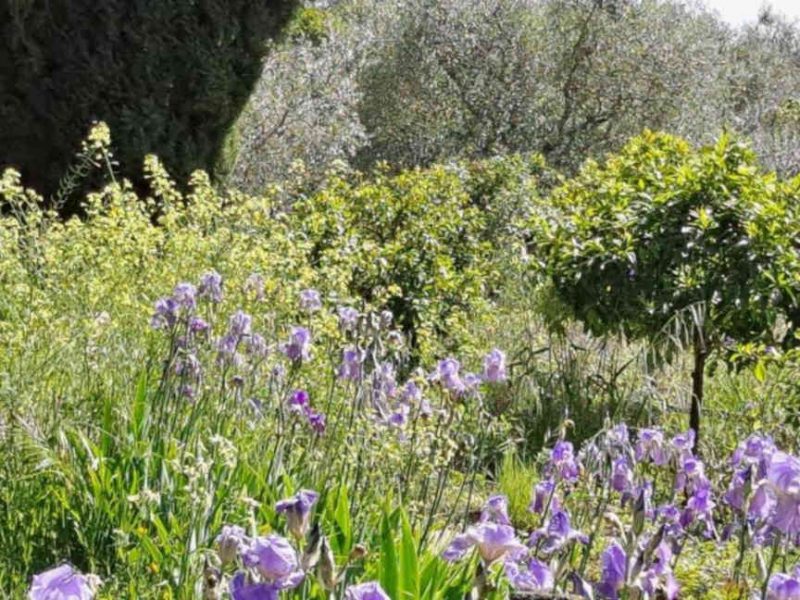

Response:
(354, 0), (731, 172)
(226, 8), (367, 192)
(537, 131), (799, 447)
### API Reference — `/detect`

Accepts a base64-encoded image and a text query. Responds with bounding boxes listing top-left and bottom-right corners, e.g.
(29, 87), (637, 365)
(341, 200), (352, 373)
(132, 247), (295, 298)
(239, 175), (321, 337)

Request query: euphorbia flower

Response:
(276, 490), (319, 539)
(344, 581), (391, 600)
(29, 564), (98, 600)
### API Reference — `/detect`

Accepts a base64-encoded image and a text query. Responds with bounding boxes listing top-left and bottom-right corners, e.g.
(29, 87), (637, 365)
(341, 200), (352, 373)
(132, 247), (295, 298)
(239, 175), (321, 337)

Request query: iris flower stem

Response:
(761, 533), (782, 599)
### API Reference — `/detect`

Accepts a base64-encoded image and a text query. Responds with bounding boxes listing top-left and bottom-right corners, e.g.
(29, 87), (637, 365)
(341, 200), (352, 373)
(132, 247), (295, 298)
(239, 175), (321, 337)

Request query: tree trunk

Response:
(690, 330), (707, 453)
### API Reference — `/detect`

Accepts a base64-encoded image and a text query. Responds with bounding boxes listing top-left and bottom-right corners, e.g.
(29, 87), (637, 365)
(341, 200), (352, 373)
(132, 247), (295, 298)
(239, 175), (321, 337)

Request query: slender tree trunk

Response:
(690, 330), (707, 453)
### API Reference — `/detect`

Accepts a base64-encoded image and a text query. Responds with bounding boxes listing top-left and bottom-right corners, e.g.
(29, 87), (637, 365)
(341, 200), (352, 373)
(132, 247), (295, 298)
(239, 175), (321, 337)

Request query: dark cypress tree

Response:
(0, 0), (297, 213)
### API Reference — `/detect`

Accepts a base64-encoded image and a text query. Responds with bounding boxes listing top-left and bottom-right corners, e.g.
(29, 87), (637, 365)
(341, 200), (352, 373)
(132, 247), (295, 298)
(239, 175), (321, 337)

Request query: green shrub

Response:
(0, 0), (297, 212)
(289, 157), (544, 361)
(536, 130), (800, 446)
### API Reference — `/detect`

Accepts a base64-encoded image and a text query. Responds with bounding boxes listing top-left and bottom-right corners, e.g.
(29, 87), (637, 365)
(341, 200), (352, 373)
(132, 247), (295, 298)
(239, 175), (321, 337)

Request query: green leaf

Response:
(379, 511), (399, 600)
(399, 510), (419, 599)
(754, 360), (767, 383)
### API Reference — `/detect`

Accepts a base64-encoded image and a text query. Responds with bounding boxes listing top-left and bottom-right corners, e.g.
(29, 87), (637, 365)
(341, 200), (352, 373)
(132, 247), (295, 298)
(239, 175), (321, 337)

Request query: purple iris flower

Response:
(529, 479), (560, 515)
(229, 573), (279, 600)
(609, 423), (630, 445)
(675, 455), (709, 495)
(373, 362), (397, 400)
(388, 404), (410, 428)
(597, 541), (627, 599)
(281, 327), (312, 363)
(611, 456), (633, 493)
(655, 502), (684, 538)
(504, 557), (554, 591)
(216, 525), (249, 566)
(480, 495), (511, 526)
(299, 289), (322, 312)
(29, 564), (97, 600)
(462, 373), (482, 396)
(337, 306), (359, 332)
(680, 484), (716, 536)
(344, 582), (391, 600)
(188, 316), (210, 336)
(766, 567), (800, 600)
(151, 297), (179, 329)
(732, 434), (777, 479)
(228, 310), (252, 338)
(767, 452), (800, 534)
(443, 522), (526, 565)
(175, 354), (202, 379)
(172, 282), (197, 310)
(246, 333), (268, 357)
(724, 468), (752, 513)
(305, 408), (326, 434)
(242, 534), (304, 584)
(640, 543), (678, 599)
(483, 348), (507, 383)
(276, 490), (319, 539)
(550, 441), (580, 483)
(670, 429), (695, 458)
(528, 510), (589, 554)
(288, 389), (309, 412)
(401, 381), (422, 403)
(338, 347), (365, 381)
(199, 271), (223, 302)
(229, 570), (304, 600)
(635, 428), (668, 466)
(435, 358), (465, 395)
(217, 334), (239, 359)
(244, 273), (266, 301)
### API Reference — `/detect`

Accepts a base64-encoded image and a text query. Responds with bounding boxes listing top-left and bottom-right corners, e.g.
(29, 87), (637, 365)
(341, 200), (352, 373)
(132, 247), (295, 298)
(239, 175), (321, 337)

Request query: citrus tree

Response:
(536, 131), (800, 448)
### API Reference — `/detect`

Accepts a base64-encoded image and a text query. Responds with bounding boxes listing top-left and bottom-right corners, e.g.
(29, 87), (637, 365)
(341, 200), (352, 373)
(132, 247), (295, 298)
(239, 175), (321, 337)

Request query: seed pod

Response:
(318, 536), (337, 591)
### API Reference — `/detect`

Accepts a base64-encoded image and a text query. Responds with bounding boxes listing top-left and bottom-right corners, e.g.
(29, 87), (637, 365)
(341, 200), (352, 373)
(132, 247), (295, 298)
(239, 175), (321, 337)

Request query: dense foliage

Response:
(537, 130), (800, 442)
(230, 0), (800, 193)
(5, 2), (800, 597)
(0, 0), (297, 208)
